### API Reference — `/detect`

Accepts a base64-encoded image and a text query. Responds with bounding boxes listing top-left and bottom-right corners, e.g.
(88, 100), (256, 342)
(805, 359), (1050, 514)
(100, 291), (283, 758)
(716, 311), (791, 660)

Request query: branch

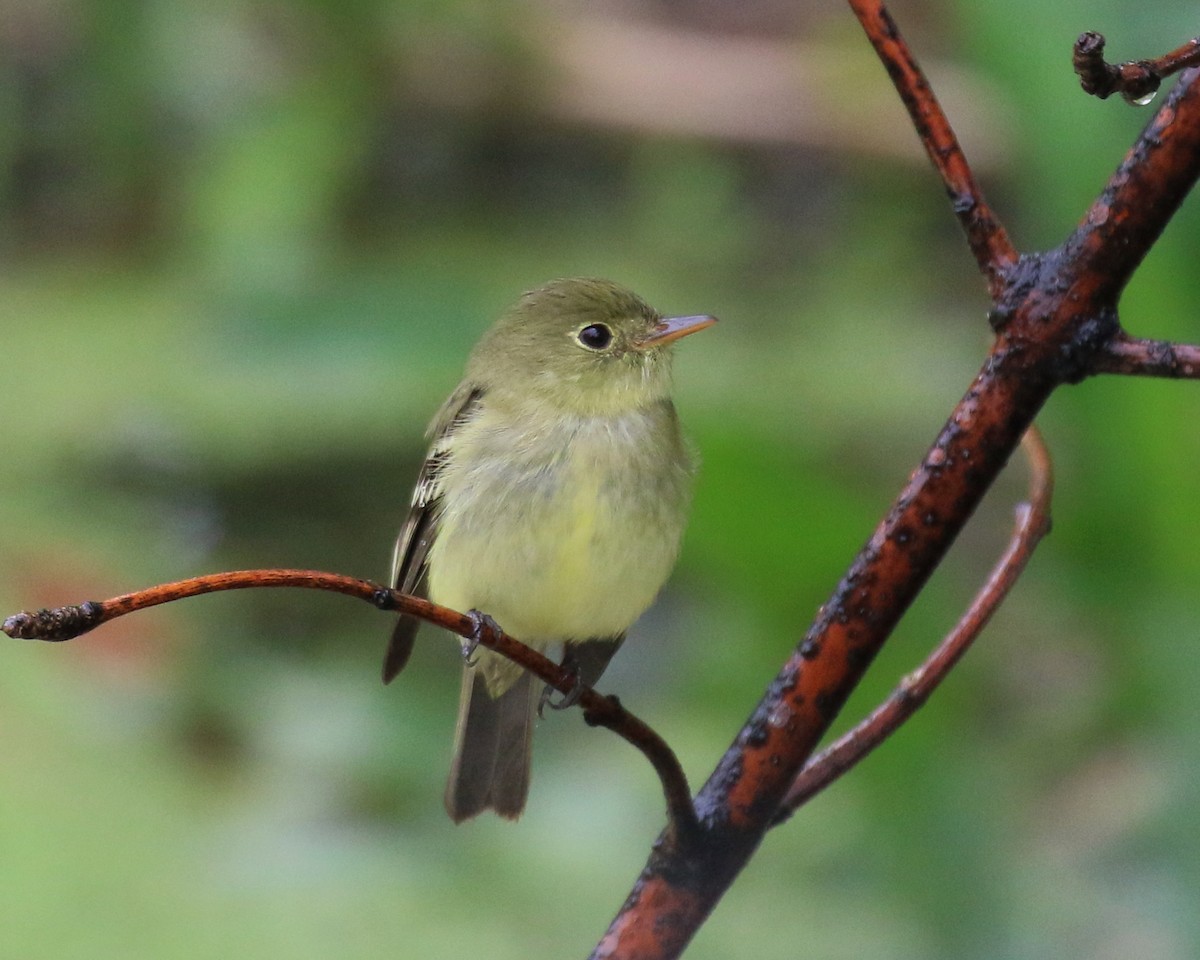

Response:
(774, 426), (1053, 820)
(1075, 32), (1200, 104)
(2, 570), (698, 839)
(592, 21), (1200, 960)
(1091, 333), (1200, 379)
(846, 0), (1017, 295)
(1047, 70), (1200, 312)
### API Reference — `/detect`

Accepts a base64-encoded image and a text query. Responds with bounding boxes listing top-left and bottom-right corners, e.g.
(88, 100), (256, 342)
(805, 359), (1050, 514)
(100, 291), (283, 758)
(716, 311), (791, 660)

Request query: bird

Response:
(383, 277), (714, 822)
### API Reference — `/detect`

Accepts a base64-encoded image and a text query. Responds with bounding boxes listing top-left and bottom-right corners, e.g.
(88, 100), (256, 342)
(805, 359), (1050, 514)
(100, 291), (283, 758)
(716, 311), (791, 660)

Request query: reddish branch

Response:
(590, 21), (1200, 960)
(1075, 32), (1200, 104)
(776, 427), (1053, 818)
(2, 571), (698, 837)
(846, 0), (1017, 295)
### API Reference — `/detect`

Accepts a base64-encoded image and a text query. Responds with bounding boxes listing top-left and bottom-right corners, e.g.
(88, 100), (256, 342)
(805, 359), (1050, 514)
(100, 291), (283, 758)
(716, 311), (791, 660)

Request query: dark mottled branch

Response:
(1092, 333), (1200, 378)
(3, 570), (697, 837)
(775, 427), (1053, 819)
(1075, 31), (1200, 104)
(590, 23), (1200, 960)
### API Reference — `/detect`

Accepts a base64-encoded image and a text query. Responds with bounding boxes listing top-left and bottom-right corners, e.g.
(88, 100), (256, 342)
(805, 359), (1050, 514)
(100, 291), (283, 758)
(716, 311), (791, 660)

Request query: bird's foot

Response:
(538, 669), (584, 717)
(461, 609), (502, 667)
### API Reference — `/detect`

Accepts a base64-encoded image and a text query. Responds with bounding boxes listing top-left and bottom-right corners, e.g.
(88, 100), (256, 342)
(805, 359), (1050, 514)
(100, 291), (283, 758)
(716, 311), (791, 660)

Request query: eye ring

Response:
(576, 323), (613, 350)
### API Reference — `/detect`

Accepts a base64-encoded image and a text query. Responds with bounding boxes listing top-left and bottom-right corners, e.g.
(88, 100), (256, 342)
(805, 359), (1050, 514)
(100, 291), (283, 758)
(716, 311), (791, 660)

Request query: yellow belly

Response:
(426, 402), (691, 693)
(430, 459), (674, 639)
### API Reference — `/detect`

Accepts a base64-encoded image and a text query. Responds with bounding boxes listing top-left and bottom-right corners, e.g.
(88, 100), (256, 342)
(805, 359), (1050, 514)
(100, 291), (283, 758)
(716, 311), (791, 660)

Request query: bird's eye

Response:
(576, 324), (613, 350)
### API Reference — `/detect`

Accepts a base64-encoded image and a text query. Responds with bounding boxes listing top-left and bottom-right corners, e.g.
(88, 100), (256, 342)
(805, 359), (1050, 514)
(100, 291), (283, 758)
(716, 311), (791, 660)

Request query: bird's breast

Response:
(427, 402), (692, 643)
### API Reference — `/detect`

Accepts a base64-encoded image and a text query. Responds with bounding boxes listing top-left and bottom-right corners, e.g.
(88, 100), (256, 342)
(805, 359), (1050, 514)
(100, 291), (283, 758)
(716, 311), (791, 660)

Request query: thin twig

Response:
(773, 426), (1053, 822)
(1075, 32), (1200, 104)
(2, 570), (698, 837)
(846, 0), (1017, 295)
(1091, 333), (1200, 379)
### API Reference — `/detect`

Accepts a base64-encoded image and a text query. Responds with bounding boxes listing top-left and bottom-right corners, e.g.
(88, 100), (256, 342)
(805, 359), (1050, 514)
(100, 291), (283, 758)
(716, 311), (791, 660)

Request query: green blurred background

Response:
(2, 1), (1198, 957)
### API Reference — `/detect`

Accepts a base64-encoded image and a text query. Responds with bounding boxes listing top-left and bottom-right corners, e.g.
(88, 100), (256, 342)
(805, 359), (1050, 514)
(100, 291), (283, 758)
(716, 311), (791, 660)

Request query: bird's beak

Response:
(634, 314), (718, 349)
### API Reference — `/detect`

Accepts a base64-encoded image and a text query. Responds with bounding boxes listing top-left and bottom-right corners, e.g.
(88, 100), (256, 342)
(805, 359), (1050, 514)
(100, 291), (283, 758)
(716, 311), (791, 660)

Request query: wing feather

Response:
(382, 384), (483, 683)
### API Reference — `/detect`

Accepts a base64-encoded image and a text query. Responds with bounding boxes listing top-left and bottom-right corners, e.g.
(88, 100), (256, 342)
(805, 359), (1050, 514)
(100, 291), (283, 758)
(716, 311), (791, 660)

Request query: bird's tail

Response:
(444, 668), (536, 822)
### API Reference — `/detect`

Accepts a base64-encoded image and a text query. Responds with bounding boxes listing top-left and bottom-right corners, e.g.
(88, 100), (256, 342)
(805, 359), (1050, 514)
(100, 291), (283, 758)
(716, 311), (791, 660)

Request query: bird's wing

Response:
(382, 384), (483, 683)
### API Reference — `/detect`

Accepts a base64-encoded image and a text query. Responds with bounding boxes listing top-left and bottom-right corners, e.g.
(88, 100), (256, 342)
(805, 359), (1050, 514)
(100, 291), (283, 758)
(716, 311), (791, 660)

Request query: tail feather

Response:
(382, 615), (419, 684)
(444, 670), (536, 822)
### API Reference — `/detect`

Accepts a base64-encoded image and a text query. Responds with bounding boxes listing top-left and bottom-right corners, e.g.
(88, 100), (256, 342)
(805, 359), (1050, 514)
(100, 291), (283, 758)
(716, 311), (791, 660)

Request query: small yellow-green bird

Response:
(383, 278), (715, 822)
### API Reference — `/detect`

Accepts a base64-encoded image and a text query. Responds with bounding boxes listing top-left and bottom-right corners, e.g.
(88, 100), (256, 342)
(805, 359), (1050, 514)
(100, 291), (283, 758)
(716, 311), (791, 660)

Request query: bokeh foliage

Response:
(2, 2), (1198, 957)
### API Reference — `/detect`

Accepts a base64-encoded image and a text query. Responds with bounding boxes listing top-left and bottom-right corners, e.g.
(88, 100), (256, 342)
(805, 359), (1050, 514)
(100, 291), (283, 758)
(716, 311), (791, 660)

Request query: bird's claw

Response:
(461, 609), (501, 666)
(538, 670), (584, 717)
